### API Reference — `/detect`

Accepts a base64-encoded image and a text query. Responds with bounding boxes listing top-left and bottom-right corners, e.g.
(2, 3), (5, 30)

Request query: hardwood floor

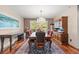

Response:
(52, 39), (79, 54)
(1, 38), (79, 54)
(1, 39), (26, 54)
(59, 45), (79, 54)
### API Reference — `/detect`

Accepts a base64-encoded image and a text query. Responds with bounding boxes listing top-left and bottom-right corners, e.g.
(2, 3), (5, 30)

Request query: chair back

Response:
(36, 31), (45, 42)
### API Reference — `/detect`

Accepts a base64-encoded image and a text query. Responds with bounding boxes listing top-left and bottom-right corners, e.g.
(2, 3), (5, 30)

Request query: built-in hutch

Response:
(53, 16), (68, 45)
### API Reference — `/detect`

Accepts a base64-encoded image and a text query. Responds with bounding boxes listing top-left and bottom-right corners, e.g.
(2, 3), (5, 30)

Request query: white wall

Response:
(60, 5), (79, 48)
(0, 5), (24, 50)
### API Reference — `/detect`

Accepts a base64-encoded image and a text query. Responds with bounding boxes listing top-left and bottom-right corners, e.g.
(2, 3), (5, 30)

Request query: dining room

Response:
(0, 5), (79, 54)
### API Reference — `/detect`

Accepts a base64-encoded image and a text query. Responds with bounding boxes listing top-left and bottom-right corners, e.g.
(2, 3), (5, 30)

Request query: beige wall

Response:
(0, 5), (24, 34)
(0, 5), (24, 50)
(60, 5), (79, 48)
(77, 6), (79, 48)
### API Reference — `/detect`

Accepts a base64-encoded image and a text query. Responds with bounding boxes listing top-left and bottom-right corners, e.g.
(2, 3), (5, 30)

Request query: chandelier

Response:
(37, 10), (46, 23)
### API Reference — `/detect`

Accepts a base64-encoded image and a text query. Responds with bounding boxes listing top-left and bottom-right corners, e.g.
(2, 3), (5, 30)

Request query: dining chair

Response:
(35, 31), (45, 49)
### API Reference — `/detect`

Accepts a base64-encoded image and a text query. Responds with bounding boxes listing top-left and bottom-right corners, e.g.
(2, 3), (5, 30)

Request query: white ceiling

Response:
(9, 5), (70, 18)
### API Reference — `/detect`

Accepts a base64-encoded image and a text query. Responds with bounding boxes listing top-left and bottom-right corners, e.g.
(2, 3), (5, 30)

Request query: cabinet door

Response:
(61, 16), (68, 45)
(62, 16), (68, 34)
(61, 33), (68, 45)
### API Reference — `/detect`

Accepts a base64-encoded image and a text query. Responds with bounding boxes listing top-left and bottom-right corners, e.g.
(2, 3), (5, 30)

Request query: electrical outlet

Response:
(70, 39), (72, 42)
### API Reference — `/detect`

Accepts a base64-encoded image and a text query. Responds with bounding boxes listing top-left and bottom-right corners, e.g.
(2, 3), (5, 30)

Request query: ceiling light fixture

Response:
(37, 10), (46, 23)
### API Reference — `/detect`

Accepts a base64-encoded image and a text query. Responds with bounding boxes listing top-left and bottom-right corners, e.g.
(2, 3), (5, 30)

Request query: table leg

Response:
(29, 42), (31, 53)
(1, 37), (4, 53)
(10, 36), (12, 52)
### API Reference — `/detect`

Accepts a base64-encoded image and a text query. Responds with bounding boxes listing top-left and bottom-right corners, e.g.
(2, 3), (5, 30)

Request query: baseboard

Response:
(69, 44), (79, 51)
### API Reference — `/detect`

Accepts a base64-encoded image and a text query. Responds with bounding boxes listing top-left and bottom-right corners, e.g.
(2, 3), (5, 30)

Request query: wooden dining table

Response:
(28, 32), (52, 51)
(29, 32), (51, 40)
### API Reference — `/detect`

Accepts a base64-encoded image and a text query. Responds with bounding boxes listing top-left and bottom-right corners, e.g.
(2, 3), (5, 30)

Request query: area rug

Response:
(15, 39), (64, 54)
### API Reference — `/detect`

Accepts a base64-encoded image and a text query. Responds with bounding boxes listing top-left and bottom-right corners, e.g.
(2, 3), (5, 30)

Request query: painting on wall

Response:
(0, 14), (19, 29)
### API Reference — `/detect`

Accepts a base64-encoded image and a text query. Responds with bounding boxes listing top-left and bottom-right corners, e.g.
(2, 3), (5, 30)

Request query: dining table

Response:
(28, 32), (52, 51)
(29, 32), (51, 39)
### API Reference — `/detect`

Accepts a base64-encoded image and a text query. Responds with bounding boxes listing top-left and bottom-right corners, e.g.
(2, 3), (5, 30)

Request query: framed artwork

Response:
(0, 14), (19, 29)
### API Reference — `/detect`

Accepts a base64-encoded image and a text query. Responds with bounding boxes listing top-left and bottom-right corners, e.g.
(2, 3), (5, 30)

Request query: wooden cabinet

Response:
(62, 16), (68, 34)
(53, 32), (68, 45)
(61, 16), (68, 45)
(53, 16), (68, 45)
(53, 32), (62, 44)
(60, 33), (68, 45)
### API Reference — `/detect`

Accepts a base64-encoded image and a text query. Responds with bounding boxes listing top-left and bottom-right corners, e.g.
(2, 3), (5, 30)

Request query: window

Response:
(30, 20), (48, 32)
(30, 20), (37, 32)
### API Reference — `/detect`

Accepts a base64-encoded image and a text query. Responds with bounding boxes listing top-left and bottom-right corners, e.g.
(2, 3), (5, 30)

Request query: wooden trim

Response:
(69, 44), (79, 51)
